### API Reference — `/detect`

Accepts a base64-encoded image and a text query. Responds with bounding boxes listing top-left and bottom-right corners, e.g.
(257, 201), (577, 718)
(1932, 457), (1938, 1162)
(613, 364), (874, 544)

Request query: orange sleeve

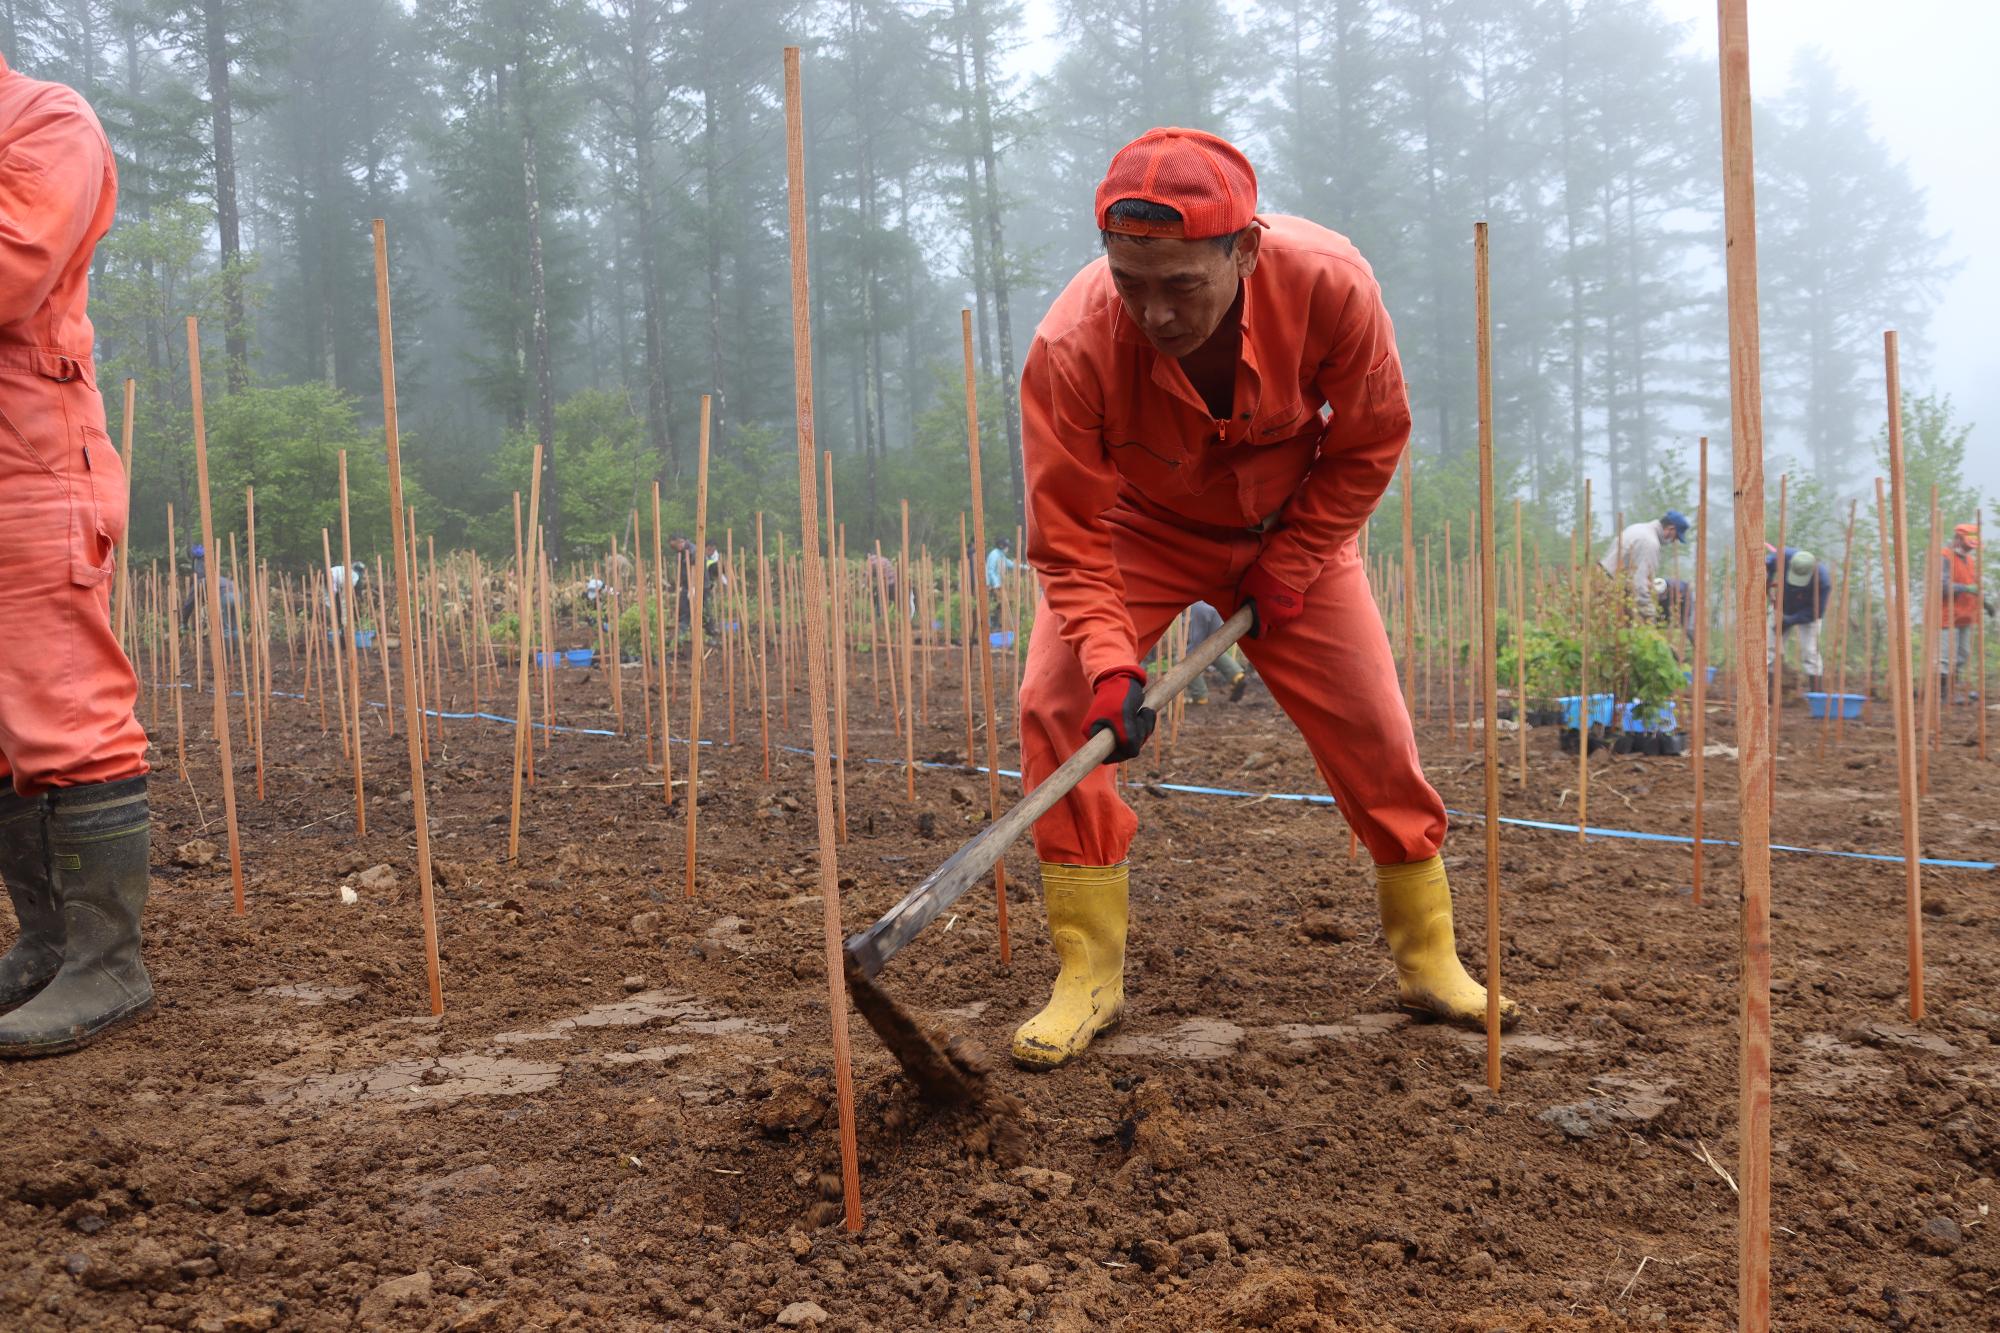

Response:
(1254, 268), (1412, 593)
(1020, 336), (1139, 682)
(0, 94), (108, 327)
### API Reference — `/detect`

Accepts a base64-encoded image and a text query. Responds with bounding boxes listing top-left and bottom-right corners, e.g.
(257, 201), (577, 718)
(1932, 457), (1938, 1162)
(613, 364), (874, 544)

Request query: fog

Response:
(5, 0), (1988, 568)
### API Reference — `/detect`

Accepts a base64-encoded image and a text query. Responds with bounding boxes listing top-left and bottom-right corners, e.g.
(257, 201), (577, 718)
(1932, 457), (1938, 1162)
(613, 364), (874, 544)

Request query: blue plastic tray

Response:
(1558, 693), (1616, 729)
(1619, 699), (1678, 733)
(1804, 691), (1864, 720)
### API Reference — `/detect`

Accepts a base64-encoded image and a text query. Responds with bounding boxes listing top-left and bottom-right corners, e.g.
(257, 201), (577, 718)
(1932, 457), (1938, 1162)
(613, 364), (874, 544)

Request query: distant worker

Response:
(326, 559), (366, 627)
(985, 537), (1018, 627)
(0, 51), (154, 1056)
(1939, 523), (1991, 700)
(1600, 510), (1689, 601)
(1181, 599), (1253, 703)
(1765, 546), (1832, 691)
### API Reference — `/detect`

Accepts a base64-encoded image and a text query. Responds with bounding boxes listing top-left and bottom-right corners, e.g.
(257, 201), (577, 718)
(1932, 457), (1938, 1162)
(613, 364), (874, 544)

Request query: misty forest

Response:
(3, 0), (1975, 570)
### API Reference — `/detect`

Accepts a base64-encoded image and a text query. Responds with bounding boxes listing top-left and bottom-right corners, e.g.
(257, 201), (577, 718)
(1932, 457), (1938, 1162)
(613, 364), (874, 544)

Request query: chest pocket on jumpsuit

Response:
(1236, 394), (1318, 523)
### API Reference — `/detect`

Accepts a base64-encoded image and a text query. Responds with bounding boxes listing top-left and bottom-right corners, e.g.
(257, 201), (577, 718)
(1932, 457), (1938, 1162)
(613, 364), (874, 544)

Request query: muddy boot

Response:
(1378, 855), (1517, 1030)
(0, 777), (153, 1058)
(1012, 862), (1126, 1070)
(0, 790), (63, 1012)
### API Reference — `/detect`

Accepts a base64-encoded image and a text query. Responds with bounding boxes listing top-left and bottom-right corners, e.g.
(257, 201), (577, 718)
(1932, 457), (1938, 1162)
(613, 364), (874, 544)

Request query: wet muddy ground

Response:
(1, 643), (1995, 1330)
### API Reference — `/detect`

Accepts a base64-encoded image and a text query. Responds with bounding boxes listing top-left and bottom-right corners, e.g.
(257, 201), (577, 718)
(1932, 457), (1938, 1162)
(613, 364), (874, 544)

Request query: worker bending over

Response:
(1600, 511), (1689, 602)
(1011, 128), (1512, 1070)
(0, 51), (154, 1056)
(1764, 547), (1832, 692)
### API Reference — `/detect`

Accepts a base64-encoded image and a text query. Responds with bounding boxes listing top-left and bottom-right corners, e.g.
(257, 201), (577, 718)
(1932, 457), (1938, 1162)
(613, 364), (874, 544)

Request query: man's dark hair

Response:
(1100, 199), (1239, 254)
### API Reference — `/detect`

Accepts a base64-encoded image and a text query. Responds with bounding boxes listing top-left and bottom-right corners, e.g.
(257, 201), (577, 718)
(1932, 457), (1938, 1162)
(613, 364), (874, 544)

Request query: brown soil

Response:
(2, 648), (1996, 1331)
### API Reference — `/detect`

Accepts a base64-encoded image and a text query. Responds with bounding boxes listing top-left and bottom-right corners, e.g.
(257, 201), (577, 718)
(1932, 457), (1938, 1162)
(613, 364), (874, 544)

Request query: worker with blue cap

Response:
(1600, 510), (1689, 602)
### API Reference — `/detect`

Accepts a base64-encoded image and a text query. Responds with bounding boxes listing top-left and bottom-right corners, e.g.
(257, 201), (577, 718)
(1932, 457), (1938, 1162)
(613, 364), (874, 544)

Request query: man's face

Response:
(1104, 229), (1260, 358)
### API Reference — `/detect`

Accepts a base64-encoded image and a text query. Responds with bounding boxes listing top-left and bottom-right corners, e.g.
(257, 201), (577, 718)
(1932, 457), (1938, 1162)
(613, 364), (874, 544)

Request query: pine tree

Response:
(1761, 49), (1957, 485)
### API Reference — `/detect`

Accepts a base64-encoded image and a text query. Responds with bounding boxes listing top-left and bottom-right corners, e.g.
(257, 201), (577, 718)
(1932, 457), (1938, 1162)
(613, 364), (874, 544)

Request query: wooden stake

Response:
(321, 533), (350, 761)
(507, 449), (545, 861)
(370, 220), (444, 1014)
(1769, 473), (1786, 802)
(758, 511), (773, 781)
(228, 533), (259, 801)
(246, 512), (268, 793)
(901, 501), (917, 801)
(1717, 3), (1773, 1320)
(1514, 499), (1528, 786)
(428, 533), (446, 749)
(651, 482), (673, 805)
(1979, 509), (1988, 762)
(686, 395), (712, 899)
(373, 552), (395, 735)
(114, 378), (135, 653)
(1474, 221), (1502, 1091)
(1576, 479), (1591, 843)
(167, 506), (188, 778)
(1821, 500), (1858, 757)
(960, 514), (975, 763)
(1692, 437), (1710, 906)
(1881, 331), (1924, 1019)
(185, 318), (246, 913)
(782, 45), (863, 1233)
(337, 452), (367, 835)
(962, 310), (1010, 963)
(1919, 486), (1941, 791)
(1402, 451), (1416, 717)
(825, 454), (847, 841)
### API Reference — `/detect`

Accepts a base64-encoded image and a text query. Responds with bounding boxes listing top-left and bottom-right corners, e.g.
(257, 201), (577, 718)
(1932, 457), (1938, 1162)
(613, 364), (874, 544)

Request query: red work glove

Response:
(1084, 666), (1155, 763)
(1239, 561), (1307, 639)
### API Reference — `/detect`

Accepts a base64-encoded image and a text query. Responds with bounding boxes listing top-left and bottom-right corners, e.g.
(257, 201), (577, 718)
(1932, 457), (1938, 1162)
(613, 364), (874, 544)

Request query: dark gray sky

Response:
(1015, 0), (1997, 500)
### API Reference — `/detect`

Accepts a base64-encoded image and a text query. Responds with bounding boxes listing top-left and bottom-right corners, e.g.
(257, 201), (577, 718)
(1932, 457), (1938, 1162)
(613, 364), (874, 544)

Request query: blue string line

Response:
(151, 681), (1995, 872)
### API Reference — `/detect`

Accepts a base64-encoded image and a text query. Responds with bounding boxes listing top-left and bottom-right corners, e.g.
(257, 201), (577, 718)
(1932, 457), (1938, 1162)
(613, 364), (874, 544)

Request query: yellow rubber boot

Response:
(1377, 856), (1517, 1029)
(1012, 862), (1127, 1070)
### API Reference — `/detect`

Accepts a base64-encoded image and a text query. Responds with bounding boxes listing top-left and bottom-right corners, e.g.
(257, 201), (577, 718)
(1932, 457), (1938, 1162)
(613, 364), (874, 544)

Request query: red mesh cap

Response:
(1095, 128), (1260, 240)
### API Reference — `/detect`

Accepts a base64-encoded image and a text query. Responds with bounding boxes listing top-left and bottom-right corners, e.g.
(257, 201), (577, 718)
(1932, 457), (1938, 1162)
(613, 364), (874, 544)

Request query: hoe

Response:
(842, 605), (1254, 1115)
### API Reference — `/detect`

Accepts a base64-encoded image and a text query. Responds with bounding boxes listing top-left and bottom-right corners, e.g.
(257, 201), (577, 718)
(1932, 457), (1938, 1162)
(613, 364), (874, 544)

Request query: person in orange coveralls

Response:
(1011, 128), (1513, 1069)
(1938, 523), (1991, 702)
(0, 50), (155, 1056)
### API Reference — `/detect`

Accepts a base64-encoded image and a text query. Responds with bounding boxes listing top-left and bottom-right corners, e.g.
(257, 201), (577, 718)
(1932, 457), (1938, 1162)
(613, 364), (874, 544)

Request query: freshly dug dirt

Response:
(1, 650), (1995, 1330)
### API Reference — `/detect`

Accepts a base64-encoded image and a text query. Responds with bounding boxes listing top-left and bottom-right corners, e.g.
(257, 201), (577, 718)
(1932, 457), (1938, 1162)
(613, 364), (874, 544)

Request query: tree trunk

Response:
(971, 0), (1023, 528)
(203, 0), (249, 391)
(702, 79), (725, 456)
(954, 0), (993, 375)
(524, 116), (560, 557)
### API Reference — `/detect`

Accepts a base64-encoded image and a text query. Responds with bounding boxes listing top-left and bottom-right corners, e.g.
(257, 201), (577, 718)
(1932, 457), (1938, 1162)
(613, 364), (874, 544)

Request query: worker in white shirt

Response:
(326, 560), (366, 628)
(1600, 510), (1689, 601)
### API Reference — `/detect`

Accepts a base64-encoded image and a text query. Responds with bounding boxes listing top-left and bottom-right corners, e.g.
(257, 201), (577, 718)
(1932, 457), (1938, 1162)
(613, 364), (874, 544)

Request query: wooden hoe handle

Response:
(844, 604), (1255, 978)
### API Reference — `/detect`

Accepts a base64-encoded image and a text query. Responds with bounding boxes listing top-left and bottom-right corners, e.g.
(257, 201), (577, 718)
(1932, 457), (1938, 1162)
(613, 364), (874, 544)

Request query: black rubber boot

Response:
(0, 776), (153, 1057)
(0, 789), (63, 1012)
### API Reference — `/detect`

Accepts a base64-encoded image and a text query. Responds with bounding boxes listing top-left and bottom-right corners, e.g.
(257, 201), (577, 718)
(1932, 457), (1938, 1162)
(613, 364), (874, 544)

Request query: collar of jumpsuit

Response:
(1107, 255), (1263, 437)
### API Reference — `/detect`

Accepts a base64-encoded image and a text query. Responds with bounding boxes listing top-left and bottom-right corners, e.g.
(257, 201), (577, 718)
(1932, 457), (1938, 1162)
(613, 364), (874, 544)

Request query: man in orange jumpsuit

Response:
(1012, 128), (1513, 1069)
(0, 51), (154, 1056)
(1939, 523), (1988, 702)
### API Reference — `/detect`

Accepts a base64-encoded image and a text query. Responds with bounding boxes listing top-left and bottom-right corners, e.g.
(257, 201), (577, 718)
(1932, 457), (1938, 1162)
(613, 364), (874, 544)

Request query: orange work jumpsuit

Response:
(0, 54), (146, 795)
(1019, 214), (1442, 867)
